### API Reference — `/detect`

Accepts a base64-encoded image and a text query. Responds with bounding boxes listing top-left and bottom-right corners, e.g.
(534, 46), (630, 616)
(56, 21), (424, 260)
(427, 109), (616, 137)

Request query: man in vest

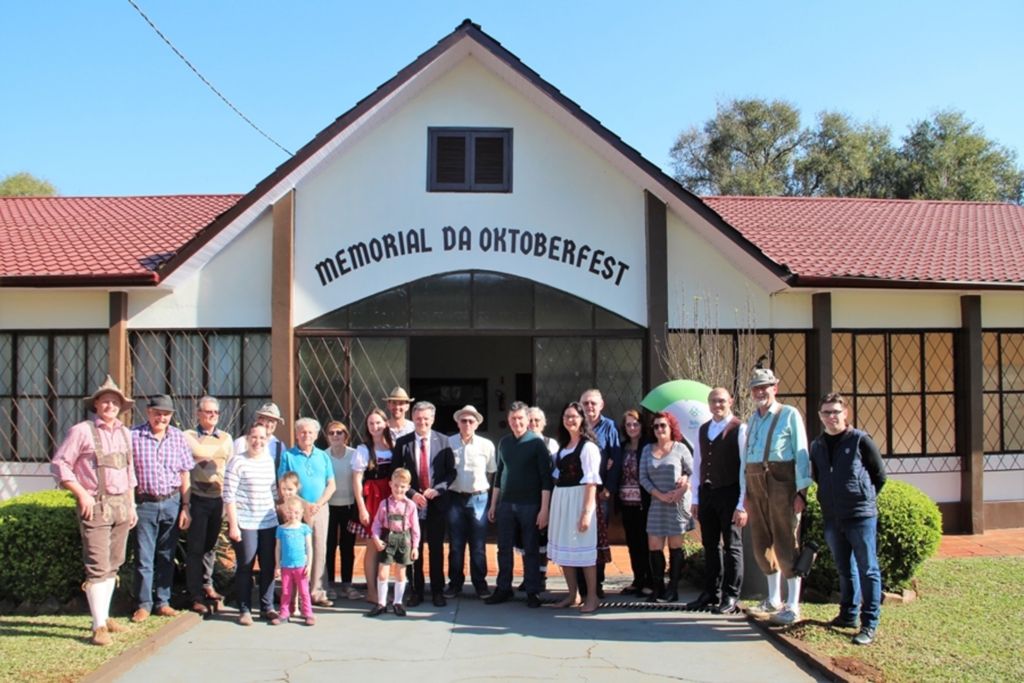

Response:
(810, 392), (886, 646)
(744, 365), (811, 626)
(687, 387), (747, 614)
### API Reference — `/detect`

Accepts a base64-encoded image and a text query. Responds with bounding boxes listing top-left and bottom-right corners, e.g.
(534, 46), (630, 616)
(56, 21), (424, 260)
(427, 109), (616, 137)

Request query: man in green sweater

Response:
(486, 401), (553, 608)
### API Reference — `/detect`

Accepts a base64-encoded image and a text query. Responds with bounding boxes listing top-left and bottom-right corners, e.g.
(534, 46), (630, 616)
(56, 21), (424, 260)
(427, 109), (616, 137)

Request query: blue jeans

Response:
(134, 494), (181, 611)
(823, 515), (882, 629)
(447, 492), (489, 592)
(496, 501), (541, 594)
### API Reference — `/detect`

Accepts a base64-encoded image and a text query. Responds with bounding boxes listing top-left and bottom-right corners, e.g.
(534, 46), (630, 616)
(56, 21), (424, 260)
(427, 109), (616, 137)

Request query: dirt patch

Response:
(833, 656), (885, 682)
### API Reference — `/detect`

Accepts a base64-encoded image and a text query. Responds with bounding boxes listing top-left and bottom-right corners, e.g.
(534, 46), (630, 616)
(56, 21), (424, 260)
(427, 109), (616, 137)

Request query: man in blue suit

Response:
(394, 401), (456, 607)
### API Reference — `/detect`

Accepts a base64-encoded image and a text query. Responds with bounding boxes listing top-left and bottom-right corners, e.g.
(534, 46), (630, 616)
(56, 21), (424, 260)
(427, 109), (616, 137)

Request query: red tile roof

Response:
(703, 196), (1024, 285)
(0, 195), (242, 284)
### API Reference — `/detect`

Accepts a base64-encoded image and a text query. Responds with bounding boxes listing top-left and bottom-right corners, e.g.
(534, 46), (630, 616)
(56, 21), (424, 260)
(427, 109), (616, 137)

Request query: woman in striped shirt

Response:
(224, 423), (279, 625)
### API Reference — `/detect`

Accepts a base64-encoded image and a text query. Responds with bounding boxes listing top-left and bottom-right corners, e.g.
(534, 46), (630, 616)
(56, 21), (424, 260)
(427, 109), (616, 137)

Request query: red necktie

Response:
(419, 436), (430, 491)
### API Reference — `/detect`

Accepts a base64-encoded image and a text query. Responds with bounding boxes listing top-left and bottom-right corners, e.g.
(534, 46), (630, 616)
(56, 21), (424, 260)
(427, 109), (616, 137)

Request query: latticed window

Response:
(832, 331), (956, 472)
(983, 332), (1024, 461)
(128, 330), (271, 437)
(1, 332), (109, 462)
(297, 337), (407, 447)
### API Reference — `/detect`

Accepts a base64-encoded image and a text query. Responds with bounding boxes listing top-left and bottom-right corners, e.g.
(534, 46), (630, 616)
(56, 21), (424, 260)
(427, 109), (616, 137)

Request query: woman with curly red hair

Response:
(640, 411), (693, 602)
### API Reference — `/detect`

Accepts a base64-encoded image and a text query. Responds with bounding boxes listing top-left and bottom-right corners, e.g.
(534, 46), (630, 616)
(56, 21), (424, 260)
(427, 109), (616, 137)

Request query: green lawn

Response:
(784, 556), (1024, 683)
(0, 613), (166, 683)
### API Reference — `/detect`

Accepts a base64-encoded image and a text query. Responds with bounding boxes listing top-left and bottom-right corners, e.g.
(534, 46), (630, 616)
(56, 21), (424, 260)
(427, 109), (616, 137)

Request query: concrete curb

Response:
(745, 613), (869, 683)
(79, 612), (202, 683)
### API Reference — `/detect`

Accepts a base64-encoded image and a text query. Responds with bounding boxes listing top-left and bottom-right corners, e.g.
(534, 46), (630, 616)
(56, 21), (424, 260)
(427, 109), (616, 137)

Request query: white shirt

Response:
(553, 441), (602, 485)
(449, 434), (496, 493)
(233, 434), (284, 461)
(691, 415), (747, 511)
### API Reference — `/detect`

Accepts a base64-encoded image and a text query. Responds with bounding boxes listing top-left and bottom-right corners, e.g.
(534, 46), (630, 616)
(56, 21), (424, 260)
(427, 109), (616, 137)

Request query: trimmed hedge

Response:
(802, 478), (942, 593)
(0, 489), (84, 603)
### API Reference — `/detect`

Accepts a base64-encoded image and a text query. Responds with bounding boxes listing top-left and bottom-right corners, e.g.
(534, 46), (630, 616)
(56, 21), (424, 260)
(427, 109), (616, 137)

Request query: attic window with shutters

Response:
(428, 128), (512, 192)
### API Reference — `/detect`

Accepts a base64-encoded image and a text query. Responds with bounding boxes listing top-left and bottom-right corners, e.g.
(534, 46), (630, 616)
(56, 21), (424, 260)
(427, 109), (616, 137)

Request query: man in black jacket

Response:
(809, 392), (886, 646)
(394, 401), (456, 608)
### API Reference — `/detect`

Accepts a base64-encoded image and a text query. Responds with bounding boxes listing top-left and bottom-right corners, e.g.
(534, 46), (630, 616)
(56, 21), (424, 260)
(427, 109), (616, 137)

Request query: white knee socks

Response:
(394, 579), (407, 606)
(787, 576), (802, 609)
(765, 571), (782, 606)
(376, 579), (388, 607)
(85, 580), (112, 630)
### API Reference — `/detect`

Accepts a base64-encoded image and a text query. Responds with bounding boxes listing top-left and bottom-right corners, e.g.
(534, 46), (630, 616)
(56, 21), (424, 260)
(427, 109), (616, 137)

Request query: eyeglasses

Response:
(625, 421), (640, 429)
(819, 409), (844, 417)
(458, 418), (477, 424)
(327, 430), (347, 436)
(652, 423), (669, 431)
(581, 401), (600, 406)
(198, 409), (220, 415)
(564, 414), (582, 421)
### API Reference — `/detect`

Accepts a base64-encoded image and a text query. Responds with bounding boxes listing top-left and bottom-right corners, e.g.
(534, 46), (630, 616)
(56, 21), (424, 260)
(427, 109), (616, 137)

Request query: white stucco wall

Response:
(982, 292), (1024, 328)
(0, 290), (108, 329)
(0, 463), (55, 501)
(985, 469), (1024, 502)
(128, 210), (273, 328)
(666, 212), (811, 329)
(832, 291), (963, 328)
(292, 56), (647, 326)
(889, 471), (961, 503)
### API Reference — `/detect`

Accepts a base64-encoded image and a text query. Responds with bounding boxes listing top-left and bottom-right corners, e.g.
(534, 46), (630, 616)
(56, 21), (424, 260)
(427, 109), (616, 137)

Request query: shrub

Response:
(679, 536), (706, 589)
(0, 489), (84, 603)
(802, 479), (942, 593)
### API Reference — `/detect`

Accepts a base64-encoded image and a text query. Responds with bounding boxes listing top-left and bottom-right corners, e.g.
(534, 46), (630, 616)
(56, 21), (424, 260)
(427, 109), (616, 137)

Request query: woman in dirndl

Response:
(349, 408), (395, 604)
(547, 401), (603, 613)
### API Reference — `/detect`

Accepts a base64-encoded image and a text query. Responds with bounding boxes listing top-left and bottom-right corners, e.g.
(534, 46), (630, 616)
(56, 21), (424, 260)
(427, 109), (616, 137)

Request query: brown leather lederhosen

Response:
(744, 408), (801, 579)
(80, 422), (134, 583)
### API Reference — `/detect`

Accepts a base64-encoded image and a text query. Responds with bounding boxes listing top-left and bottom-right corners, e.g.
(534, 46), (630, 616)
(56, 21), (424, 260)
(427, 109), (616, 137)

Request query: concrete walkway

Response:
(114, 577), (826, 683)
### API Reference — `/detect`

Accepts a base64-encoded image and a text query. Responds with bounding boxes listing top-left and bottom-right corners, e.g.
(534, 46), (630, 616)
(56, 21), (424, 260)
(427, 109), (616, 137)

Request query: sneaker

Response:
(747, 598), (783, 616)
(829, 615), (859, 629)
(443, 585), (462, 598)
(852, 627), (876, 646)
(769, 605), (801, 625)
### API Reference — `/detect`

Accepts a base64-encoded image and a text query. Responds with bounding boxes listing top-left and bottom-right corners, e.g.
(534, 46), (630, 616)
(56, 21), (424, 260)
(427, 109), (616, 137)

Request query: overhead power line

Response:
(126, 0), (294, 156)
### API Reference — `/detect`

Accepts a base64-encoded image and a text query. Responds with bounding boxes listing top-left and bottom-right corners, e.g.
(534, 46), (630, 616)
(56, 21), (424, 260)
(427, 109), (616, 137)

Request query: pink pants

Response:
(279, 567), (312, 619)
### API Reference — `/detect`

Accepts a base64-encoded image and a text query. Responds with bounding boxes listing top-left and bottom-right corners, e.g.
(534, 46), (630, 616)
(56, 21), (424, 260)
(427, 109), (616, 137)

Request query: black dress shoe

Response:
(432, 593), (447, 607)
(526, 593), (542, 608)
(484, 589), (514, 605)
(474, 585), (491, 598)
(684, 592), (716, 611)
(406, 593), (423, 607)
(713, 596), (741, 615)
(516, 580), (527, 593)
(365, 604), (386, 617)
(393, 603), (407, 617)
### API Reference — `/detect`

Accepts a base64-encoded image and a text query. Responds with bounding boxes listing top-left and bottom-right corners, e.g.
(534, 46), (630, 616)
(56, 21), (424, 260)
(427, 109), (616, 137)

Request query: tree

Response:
(894, 110), (1024, 203)
(0, 172), (58, 197)
(792, 112), (895, 198)
(669, 98), (806, 196)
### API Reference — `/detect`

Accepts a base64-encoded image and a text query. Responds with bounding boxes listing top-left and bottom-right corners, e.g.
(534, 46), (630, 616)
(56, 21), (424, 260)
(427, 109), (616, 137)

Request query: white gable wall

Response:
(292, 57), (647, 326)
(127, 209), (273, 329)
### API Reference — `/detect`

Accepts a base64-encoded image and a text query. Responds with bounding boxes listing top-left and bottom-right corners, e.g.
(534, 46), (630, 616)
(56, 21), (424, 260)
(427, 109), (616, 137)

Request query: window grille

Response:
(983, 332), (1024, 470)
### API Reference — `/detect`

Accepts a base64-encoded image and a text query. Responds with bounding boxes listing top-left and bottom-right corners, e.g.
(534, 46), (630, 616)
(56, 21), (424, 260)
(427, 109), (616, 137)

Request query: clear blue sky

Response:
(3, 0), (1022, 197)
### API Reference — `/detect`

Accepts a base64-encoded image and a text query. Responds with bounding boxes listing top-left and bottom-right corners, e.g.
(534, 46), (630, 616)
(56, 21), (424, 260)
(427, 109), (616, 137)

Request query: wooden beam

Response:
(271, 190), (296, 448)
(108, 291), (129, 391)
(956, 295), (984, 534)
(645, 191), (669, 391)
(807, 293), (833, 434)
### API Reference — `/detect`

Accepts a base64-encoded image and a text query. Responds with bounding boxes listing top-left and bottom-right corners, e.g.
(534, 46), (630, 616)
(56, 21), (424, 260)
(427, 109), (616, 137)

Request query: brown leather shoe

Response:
(154, 605), (179, 617)
(91, 626), (113, 646)
(105, 618), (130, 633)
(191, 601), (209, 615)
(203, 586), (224, 601)
(131, 608), (150, 623)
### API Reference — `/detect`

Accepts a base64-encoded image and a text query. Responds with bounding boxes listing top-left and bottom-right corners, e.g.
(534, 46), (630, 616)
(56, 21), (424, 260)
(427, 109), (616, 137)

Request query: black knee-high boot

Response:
(665, 548), (684, 603)
(647, 550), (666, 603)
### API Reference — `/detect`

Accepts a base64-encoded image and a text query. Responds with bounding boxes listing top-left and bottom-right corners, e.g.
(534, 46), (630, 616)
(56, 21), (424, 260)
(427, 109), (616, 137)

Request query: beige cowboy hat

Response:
(382, 387), (414, 403)
(453, 405), (484, 424)
(83, 375), (136, 413)
(747, 367), (781, 389)
(254, 402), (285, 424)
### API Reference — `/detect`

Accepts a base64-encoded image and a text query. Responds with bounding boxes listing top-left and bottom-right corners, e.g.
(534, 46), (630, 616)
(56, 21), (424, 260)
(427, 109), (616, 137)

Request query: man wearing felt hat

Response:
(742, 360), (811, 626)
(384, 387), (415, 441)
(130, 394), (195, 623)
(443, 405), (496, 598)
(51, 376), (138, 646)
(233, 402), (286, 467)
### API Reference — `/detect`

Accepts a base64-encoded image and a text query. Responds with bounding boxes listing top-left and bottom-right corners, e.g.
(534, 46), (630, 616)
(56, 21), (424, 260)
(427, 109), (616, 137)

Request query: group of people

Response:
(52, 368), (886, 647)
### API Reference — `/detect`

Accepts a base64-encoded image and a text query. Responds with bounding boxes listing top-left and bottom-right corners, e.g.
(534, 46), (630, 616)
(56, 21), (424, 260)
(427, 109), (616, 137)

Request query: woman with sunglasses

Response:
(548, 401), (603, 613)
(348, 408), (396, 604)
(640, 411), (693, 602)
(617, 409), (652, 595)
(325, 421), (363, 601)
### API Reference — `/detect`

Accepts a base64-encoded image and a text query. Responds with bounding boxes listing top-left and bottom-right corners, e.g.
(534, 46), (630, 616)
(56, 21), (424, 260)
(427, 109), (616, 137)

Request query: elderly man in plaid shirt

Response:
(130, 394), (194, 622)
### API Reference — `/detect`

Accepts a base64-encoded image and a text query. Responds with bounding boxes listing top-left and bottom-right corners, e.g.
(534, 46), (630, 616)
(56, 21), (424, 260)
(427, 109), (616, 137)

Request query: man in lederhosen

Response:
(51, 376), (138, 646)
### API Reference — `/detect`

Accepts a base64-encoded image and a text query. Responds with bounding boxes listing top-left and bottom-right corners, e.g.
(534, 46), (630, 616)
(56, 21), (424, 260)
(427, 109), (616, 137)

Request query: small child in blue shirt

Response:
(273, 496), (314, 625)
